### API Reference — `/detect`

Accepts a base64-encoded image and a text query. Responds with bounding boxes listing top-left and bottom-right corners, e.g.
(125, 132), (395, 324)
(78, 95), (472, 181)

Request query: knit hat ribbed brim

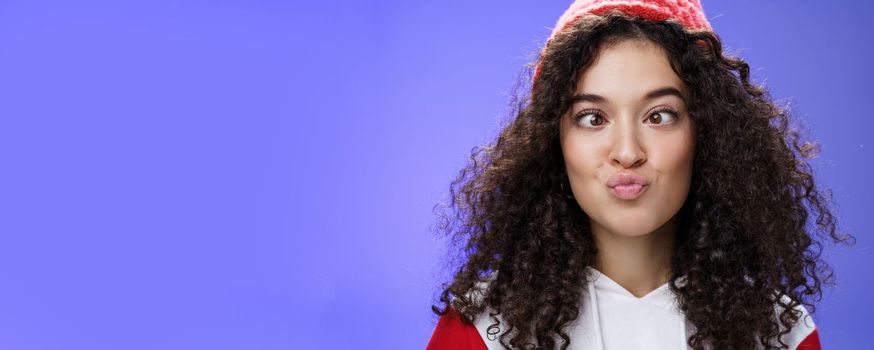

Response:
(533, 0), (713, 88)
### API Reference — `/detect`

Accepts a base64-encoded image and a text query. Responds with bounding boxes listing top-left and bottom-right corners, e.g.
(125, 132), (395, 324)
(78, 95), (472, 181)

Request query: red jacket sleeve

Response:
(425, 308), (489, 350)
(796, 327), (821, 350)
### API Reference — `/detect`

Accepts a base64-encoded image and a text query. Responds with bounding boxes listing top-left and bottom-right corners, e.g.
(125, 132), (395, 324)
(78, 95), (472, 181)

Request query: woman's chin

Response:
(607, 225), (656, 237)
(598, 217), (662, 238)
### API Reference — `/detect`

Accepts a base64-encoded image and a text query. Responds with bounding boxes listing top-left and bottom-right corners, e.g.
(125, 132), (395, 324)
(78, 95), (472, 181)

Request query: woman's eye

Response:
(577, 113), (606, 128)
(646, 110), (678, 125)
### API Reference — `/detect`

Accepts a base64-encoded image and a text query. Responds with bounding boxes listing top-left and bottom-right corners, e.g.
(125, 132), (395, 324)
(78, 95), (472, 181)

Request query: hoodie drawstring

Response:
(587, 280), (605, 350)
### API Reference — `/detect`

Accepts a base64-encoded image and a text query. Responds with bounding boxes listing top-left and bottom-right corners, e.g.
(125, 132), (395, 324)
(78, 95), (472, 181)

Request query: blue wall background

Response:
(0, 1), (870, 349)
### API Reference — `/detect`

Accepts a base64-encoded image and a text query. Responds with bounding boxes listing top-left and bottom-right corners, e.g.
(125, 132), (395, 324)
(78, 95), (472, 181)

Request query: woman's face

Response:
(559, 39), (695, 238)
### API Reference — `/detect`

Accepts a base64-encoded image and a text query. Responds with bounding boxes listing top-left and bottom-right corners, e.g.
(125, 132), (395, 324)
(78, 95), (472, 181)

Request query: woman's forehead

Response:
(574, 39), (688, 102)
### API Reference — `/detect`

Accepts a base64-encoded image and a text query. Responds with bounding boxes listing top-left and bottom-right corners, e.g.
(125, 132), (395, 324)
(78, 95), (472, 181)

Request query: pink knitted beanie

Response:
(533, 0), (713, 86)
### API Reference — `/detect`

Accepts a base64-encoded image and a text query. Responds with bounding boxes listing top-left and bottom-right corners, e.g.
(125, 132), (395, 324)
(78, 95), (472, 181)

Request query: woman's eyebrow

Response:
(570, 86), (687, 104)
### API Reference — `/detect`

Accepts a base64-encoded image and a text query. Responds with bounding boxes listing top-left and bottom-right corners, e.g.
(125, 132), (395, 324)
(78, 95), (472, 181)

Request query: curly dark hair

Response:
(430, 12), (855, 350)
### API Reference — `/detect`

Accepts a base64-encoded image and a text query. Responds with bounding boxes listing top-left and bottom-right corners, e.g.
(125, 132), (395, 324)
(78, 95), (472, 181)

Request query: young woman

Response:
(426, 1), (854, 349)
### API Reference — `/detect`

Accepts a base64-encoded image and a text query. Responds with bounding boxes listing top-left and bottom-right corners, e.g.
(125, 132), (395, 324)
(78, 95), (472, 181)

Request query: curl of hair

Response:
(431, 12), (854, 350)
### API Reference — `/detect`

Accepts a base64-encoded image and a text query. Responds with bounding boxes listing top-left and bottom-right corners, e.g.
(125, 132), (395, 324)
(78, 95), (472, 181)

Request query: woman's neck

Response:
(591, 216), (677, 298)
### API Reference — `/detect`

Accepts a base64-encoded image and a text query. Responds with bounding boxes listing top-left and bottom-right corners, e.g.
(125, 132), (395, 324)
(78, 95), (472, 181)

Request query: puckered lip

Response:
(606, 171), (649, 188)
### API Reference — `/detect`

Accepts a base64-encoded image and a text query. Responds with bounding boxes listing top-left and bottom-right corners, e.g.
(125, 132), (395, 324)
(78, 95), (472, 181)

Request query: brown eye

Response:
(646, 110), (677, 125)
(577, 112), (606, 128)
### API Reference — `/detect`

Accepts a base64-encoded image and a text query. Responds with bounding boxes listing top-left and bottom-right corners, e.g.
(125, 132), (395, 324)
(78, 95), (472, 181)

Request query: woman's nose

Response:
(608, 124), (646, 168)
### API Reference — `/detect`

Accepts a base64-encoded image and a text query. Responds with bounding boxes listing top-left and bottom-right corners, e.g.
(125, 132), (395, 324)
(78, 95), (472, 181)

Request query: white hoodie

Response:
(468, 267), (818, 350)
